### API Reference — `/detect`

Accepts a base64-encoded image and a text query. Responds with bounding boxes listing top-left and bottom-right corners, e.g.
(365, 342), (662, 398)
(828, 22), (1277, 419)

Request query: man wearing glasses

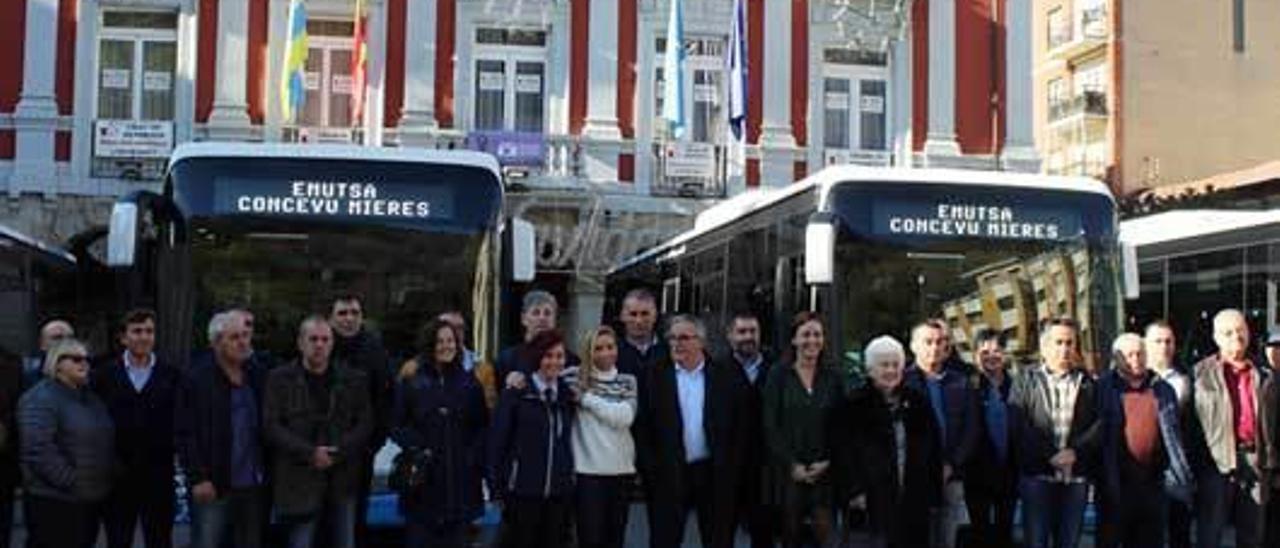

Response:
(633, 315), (749, 548)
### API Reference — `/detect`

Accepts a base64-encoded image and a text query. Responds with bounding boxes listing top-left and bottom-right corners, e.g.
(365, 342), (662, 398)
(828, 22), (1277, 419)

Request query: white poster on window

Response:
(515, 74), (542, 94)
(143, 71), (172, 91)
(860, 95), (885, 114)
(304, 72), (321, 91)
(664, 141), (715, 179)
(102, 69), (131, 90)
(332, 74), (354, 95)
(691, 83), (721, 103)
(824, 92), (849, 110)
(94, 120), (173, 158)
(479, 72), (505, 92)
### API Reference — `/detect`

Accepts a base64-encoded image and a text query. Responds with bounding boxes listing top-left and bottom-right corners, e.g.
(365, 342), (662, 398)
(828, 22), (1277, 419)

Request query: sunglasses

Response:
(60, 355), (89, 364)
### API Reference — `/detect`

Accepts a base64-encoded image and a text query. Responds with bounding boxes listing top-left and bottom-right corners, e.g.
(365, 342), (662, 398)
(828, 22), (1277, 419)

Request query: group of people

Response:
(5, 287), (1280, 548)
(4, 295), (394, 548)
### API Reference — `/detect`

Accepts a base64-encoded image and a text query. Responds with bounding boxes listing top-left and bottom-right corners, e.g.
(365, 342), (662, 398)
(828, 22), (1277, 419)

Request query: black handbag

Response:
(388, 448), (433, 495)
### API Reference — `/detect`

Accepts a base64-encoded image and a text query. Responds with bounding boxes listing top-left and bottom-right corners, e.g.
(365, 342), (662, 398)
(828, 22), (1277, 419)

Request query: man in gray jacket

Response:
(1190, 309), (1273, 548)
(265, 316), (373, 548)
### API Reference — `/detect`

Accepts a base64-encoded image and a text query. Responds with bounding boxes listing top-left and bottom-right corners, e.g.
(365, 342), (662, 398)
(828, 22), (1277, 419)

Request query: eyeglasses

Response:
(60, 355), (89, 364)
(667, 334), (699, 343)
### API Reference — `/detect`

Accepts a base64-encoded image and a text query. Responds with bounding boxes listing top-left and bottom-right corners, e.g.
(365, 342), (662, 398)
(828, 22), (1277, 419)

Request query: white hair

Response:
(1111, 332), (1144, 356)
(43, 339), (88, 379)
(207, 311), (242, 345)
(865, 335), (906, 365)
(1213, 309), (1246, 332)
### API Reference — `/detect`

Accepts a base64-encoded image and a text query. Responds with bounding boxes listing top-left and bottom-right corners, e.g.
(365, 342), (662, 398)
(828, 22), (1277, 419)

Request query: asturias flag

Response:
(280, 0), (309, 122)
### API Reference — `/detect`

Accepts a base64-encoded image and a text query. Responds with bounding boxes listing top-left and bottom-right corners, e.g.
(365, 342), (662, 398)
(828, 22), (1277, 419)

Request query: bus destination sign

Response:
(872, 200), (1081, 241)
(214, 178), (453, 221)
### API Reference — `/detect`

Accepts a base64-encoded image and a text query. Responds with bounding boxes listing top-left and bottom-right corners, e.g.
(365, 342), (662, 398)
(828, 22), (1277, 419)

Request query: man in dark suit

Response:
(616, 288), (668, 377)
(634, 314), (749, 548)
(92, 308), (183, 548)
(723, 312), (775, 548)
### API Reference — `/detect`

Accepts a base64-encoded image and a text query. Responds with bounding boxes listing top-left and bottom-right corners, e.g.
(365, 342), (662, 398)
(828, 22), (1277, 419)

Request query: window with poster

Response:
(290, 19), (361, 144)
(472, 28), (548, 133)
(93, 10), (178, 179)
(821, 48), (888, 167)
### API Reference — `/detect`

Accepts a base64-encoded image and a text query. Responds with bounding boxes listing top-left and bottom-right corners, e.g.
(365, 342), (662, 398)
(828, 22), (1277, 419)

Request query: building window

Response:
(298, 20), (356, 130)
(822, 53), (888, 154)
(653, 36), (726, 143)
(473, 28), (547, 133)
(1047, 7), (1070, 50)
(94, 10), (178, 179)
(97, 11), (178, 121)
(1047, 77), (1066, 118)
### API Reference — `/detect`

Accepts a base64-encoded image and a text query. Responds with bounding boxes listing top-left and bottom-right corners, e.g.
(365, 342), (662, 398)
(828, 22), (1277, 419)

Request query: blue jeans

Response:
(286, 496), (357, 548)
(1019, 477), (1088, 548)
(190, 487), (265, 548)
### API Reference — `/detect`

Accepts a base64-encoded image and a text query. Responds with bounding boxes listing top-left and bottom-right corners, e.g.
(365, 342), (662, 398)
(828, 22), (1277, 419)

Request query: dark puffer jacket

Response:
(18, 378), (116, 502)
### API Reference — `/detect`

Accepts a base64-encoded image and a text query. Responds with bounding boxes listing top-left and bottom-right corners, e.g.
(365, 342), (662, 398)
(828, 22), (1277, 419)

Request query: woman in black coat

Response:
(488, 330), (575, 548)
(390, 319), (488, 548)
(832, 335), (942, 548)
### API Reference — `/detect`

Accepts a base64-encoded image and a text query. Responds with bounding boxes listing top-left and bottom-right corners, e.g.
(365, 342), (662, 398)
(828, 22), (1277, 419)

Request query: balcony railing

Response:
(651, 141), (728, 199)
(1049, 91), (1108, 122)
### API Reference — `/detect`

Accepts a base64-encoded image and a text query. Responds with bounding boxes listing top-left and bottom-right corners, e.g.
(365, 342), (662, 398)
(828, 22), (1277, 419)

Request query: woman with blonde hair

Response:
(18, 338), (114, 548)
(568, 326), (638, 548)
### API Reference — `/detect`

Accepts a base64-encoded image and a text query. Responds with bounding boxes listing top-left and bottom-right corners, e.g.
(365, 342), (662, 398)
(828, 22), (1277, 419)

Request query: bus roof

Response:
(0, 224), (76, 265)
(611, 166), (1111, 274)
(169, 142), (502, 176)
(1120, 209), (1280, 247)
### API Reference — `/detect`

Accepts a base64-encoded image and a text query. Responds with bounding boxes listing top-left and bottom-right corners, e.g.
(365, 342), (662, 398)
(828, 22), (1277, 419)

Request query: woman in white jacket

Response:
(568, 325), (638, 548)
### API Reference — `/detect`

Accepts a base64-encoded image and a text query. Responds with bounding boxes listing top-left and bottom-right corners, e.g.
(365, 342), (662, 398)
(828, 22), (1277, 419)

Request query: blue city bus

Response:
(607, 166), (1122, 377)
(0, 225), (79, 361)
(105, 142), (532, 532)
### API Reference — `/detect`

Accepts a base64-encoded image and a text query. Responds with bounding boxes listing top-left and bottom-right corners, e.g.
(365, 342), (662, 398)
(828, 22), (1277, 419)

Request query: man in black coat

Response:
(176, 310), (269, 548)
(616, 288), (668, 377)
(963, 329), (1017, 548)
(634, 315), (749, 548)
(92, 309), (183, 548)
(723, 312), (775, 548)
(329, 294), (391, 548)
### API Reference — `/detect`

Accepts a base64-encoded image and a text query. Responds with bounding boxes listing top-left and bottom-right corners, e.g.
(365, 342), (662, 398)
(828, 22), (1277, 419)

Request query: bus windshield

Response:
(144, 147), (503, 367)
(829, 181), (1120, 377)
(188, 218), (491, 363)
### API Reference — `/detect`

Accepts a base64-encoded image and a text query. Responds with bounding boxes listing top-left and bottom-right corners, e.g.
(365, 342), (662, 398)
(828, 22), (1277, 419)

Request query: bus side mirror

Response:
(511, 217), (536, 282)
(1121, 240), (1139, 300)
(107, 202), (139, 267)
(805, 215), (836, 285)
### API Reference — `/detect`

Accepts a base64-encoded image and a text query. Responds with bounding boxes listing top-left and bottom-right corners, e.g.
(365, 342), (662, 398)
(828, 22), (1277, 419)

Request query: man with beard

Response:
(723, 312), (775, 547)
(329, 294), (391, 548)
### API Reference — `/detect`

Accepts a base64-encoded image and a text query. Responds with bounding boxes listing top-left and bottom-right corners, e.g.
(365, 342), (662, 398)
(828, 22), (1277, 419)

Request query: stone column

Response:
(10, 0), (61, 196)
(759, 0), (795, 187)
(399, 0), (439, 146)
(923, 0), (960, 159)
(582, 0), (622, 182)
(1001, 0), (1041, 172)
(890, 32), (914, 168)
(206, 0), (253, 139)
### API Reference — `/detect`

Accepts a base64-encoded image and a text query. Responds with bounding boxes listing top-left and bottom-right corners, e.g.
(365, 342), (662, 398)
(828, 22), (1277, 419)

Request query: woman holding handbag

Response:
(390, 319), (488, 548)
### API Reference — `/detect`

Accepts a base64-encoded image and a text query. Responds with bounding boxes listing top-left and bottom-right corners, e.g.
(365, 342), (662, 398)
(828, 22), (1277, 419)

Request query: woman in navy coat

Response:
(390, 319), (488, 548)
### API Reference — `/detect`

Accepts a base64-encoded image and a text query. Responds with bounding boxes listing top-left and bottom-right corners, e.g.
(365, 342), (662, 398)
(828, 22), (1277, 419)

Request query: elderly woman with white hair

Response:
(17, 338), (115, 548)
(831, 335), (942, 548)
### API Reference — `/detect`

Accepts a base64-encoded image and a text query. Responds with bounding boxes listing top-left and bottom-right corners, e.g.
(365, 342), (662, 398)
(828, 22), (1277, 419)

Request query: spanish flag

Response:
(351, 0), (368, 124)
(280, 0), (308, 122)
